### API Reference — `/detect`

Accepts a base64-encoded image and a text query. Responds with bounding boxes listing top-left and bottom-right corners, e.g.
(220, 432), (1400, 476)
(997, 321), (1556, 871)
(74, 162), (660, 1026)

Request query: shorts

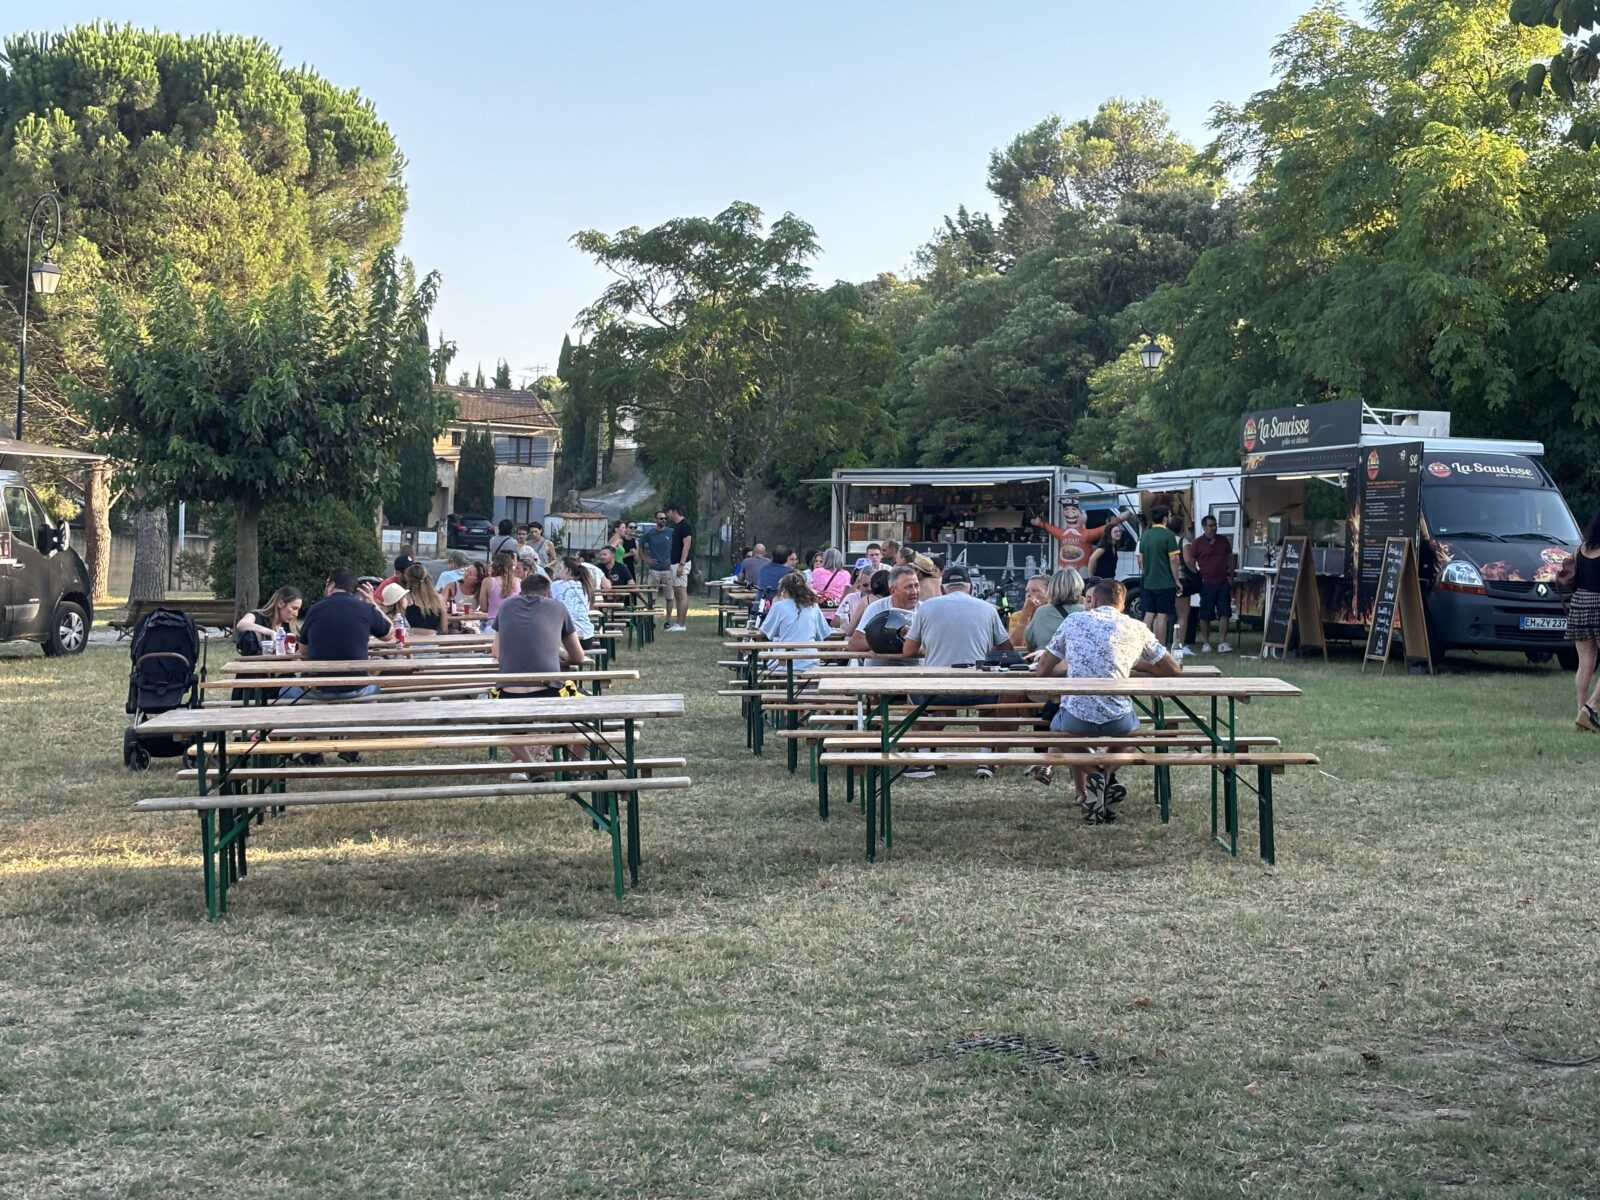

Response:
(1198, 582), (1233, 621)
(1568, 590), (1600, 641)
(1180, 576), (1202, 599)
(671, 562), (690, 585)
(1051, 707), (1141, 737)
(647, 568), (674, 594)
(909, 692), (998, 709)
(279, 684), (381, 701)
(499, 686), (562, 699)
(1142, 587), (1177, 617)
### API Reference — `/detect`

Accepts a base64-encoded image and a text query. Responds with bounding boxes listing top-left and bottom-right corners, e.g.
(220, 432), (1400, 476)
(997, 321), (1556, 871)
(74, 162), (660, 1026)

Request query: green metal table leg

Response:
(785, 660), (798, 774)
(625, 719), (640, 886)
(200, 810), (218, 921)
(1257, 765), (1276, 864)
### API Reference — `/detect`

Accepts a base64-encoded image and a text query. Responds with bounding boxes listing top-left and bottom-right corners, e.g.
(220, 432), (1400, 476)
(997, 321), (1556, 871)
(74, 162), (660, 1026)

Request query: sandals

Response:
(1579, 705), (1600, 734)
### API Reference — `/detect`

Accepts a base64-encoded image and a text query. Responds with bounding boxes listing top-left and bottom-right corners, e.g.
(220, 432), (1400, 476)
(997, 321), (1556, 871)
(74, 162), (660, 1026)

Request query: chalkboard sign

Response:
(1261, 537), (1304, 653)
(1363, 536), (1432, 675)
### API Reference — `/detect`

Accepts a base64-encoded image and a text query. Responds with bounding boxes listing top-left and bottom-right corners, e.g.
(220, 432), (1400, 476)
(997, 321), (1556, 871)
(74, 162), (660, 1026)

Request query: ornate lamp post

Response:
(16, 192), (63, 440)
(1138, 325), (1164, 371)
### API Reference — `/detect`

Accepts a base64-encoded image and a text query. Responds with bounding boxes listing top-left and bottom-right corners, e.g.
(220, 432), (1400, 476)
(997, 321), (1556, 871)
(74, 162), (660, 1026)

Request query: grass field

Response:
(2, 613), (1598, 1198)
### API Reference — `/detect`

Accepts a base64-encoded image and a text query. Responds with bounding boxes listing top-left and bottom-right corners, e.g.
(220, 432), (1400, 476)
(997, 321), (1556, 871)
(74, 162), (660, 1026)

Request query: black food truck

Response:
(1236, 400), (1581, 667)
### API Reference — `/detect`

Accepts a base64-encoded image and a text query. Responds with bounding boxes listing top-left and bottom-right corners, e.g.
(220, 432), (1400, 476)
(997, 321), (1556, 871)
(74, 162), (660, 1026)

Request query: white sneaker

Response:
(665, 623), (686, 632)
(902, 765), (937, 780)
(974, 765), (995, 781)
(508, 772), (530, 782)
(1217, 642), (1232, 653)
(1199, 642), (1213, 654)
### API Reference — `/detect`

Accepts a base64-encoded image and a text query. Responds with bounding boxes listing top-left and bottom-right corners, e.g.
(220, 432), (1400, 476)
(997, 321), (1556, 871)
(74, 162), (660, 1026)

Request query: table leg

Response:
(200, 809), (218, 920)
(785, 660), (798, 775)
(1257, 764), (1276, 864)
(625, 719), (640, 886)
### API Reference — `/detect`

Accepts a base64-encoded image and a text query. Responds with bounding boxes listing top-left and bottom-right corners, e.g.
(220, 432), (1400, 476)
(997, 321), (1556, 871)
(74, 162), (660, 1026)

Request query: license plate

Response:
(1520, 616), (1567, 631)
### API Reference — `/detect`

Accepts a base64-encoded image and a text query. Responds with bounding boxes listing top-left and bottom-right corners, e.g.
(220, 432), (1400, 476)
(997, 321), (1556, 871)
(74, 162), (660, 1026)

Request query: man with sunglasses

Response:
(1031, 497), (1128, 572)
(640, 510), (676, 621)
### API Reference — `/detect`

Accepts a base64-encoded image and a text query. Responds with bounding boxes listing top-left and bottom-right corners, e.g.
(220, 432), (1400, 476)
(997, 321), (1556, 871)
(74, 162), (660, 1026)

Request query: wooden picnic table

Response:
(808, 672), (1302, 862)
(134, 693), (686, 916)
(207, 665), (636, 701)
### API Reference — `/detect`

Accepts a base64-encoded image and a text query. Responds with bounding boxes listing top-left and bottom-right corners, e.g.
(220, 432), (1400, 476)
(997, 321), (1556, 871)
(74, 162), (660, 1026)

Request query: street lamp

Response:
(1138, 325), (1164, 371)
(16, 192), (63, 441)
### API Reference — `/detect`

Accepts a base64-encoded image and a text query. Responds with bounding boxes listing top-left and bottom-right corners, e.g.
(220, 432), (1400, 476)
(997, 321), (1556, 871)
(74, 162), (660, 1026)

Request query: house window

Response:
(501, 435), (550, 466)
(450, 431), (463, 447)
(507, 497), (534, 524)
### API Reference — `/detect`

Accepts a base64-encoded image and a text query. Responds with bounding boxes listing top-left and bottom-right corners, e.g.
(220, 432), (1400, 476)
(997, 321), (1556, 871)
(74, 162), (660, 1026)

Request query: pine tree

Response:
(455, 425), (498, 516)
(492, 359), (512, 389)
(474, 363), (486, 389)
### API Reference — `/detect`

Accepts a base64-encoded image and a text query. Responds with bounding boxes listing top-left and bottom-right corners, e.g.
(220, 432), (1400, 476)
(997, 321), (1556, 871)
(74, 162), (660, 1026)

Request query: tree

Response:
(432, 331), (453, 384)
(1508, 0), (1600, 145)
(456, 370), (471, 387)
(1150, 0), (1600, 511)
(455, 425), (497, 517)
(0, 25), (406, 597)
(82, 249), (449, 615)
(573, 202), (896, 547)
(209, 498), (384, 603)
(492, 359), (512, 389)
(474, 363), (486, 389)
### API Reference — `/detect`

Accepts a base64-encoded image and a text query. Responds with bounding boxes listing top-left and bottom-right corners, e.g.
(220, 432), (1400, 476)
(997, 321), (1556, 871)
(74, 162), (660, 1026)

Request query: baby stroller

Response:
(123, 607), (205, 770)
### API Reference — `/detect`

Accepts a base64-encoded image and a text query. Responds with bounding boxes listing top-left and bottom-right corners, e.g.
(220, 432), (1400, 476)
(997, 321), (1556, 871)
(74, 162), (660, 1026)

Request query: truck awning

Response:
(804, 468), (1058, 487)
(0, 438), (106, 463)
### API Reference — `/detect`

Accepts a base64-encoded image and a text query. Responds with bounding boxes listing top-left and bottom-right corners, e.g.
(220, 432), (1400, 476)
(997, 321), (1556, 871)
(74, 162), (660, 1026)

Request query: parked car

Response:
(446, 514), (493, 550)
(1, 466), (94, 655)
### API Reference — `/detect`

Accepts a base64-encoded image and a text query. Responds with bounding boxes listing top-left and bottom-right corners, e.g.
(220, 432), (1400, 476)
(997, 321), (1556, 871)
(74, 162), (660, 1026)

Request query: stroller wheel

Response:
(130, 746), (152, 772)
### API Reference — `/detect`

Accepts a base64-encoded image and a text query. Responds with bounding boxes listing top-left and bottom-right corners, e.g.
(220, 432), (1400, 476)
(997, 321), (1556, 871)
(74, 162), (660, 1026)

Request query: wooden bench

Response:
(110, 597), (237, 636)
(818, 747), (1317, 865)
(178, 756), (686, 784)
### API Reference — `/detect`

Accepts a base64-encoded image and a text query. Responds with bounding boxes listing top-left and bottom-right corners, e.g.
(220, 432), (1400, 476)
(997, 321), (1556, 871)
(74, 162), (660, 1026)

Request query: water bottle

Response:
(273, 627), (286, 656)
(393, 613), (409, 646)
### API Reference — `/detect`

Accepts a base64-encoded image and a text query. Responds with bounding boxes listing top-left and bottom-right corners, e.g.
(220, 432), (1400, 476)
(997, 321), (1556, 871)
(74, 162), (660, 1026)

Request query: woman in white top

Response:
(758, 571), (832, 671)
(552, 555), (597, 645)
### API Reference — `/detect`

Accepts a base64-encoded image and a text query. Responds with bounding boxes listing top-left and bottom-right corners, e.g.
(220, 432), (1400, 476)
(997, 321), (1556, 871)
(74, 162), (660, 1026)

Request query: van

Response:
(0, 467), (94, 655)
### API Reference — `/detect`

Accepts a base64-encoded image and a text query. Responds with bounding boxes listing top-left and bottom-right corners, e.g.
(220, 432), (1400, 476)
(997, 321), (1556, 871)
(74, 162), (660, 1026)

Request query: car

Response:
(446, 514), (493, 550)
(1, 467), (94, 655)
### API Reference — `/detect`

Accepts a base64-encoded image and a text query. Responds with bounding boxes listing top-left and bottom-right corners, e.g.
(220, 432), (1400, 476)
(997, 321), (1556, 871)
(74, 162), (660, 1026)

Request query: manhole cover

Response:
(919, 1033), (1133, 1071)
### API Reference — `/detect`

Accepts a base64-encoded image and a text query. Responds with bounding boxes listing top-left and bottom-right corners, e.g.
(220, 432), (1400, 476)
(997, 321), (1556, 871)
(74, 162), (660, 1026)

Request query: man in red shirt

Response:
(1187, 513), (1234, 652)
(1031, 499), (1128, 572)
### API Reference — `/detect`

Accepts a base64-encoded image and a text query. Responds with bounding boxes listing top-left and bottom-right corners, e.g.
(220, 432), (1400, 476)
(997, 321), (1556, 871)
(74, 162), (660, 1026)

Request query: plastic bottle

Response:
(393, 613), (409, 646)
(273, 627), (286, 656)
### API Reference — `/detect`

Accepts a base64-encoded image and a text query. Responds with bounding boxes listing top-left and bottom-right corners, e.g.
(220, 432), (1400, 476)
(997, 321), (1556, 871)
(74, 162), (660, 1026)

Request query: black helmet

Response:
(864, 606), (914, 656)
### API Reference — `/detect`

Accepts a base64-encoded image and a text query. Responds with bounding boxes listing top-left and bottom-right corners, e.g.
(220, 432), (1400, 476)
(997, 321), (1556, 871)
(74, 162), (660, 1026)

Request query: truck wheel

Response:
(42, 600), (89, 656)
(1557, 648), (1579, 672)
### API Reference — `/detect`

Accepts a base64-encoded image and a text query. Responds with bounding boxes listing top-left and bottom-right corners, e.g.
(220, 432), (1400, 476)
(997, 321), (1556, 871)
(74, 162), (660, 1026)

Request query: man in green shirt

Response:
(1137, 504), (1182, 646)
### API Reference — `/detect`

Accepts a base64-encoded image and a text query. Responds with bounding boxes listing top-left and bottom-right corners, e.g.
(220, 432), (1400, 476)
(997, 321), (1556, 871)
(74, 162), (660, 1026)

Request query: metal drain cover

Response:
(919, 1033), (1132, 1071)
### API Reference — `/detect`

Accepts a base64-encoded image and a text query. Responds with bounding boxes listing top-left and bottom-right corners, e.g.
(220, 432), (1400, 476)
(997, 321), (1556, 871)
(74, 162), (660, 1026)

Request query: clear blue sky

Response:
(30, 0), (1311, 383)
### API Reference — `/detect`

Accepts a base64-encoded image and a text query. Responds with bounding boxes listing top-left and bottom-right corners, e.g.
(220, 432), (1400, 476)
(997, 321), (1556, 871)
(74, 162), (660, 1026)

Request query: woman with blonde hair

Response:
(479, 550), (517, 627)
(402, 563), (444, 633)
(758, 570), (831, 671)
(234, 585), (303, 653)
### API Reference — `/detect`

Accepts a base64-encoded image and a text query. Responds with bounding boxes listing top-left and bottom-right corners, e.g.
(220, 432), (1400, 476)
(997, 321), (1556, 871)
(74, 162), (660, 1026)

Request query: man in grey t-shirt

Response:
(493, 574), (588, 777)
(899, 568), (1013, 780)
(848, 565), (921, 665)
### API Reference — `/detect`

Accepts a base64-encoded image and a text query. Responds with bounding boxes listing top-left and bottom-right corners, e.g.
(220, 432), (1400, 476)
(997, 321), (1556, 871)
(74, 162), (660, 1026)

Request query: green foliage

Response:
(492, 359), (512, 389)
(474, 364), (486, 389)
(0, 25), (406, 446)
(455, 425), (497, 517)
(1508, 0), (1600, 145)
(208, 498), (384, 601)
(385, 431), (440, 527)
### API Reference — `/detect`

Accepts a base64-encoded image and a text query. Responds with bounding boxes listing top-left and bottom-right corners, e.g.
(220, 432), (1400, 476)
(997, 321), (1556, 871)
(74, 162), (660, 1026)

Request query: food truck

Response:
(820, 466), (1142, 601)
(1232, 400), (1581, 665)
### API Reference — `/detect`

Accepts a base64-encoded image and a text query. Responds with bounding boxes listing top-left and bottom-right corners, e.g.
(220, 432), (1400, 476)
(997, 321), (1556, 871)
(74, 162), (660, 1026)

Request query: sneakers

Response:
(1102, 776), (1128, 808)
(1199, 642), (1213, 654)
(507, 771), (530, 782)
(974, 765), (996, 781)
(1217, 641), (1233, 654)
(1023, 764), (1054, 786)
(337, 751), (362, 763)
(1171, 645), (1189, 661)
(664, 623), (687, 633)
(1081, 770), (1108, 823)
(902, 765), (937, 780)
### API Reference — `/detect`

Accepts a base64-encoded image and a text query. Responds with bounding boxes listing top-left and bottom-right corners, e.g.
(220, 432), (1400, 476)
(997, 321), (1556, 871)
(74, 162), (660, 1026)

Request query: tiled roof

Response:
(442, 385), (558, 431)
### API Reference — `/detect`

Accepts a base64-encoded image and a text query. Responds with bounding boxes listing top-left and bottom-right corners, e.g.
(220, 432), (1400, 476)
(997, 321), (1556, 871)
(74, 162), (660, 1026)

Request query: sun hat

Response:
(378, 582), (410, 608)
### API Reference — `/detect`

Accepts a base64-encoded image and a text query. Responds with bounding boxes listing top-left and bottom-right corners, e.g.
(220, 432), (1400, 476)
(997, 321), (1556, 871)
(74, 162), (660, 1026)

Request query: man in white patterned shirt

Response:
(1034, 578), (1180, 820)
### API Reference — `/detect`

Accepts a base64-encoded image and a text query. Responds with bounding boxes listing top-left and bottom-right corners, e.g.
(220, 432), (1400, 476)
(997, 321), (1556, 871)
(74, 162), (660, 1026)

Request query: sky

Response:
(27, 0), (1313, 384)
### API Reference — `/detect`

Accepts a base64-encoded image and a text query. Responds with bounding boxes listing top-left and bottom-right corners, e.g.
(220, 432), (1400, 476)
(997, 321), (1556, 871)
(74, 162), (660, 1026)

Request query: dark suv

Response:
(1, 468), (93, 655)
(447, 514), (493, 550)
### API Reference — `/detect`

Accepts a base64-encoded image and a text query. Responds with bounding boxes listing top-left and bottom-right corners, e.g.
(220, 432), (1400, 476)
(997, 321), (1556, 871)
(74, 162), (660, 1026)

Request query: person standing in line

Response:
(1564, 509), (1600, 731)
(488, 519), (519, 560)
(1189, 513), (1234, 653)
(1168, 512), (1198, 660)
(493, 573), (589, 779)
(664, 501), (694, 632)
(640, 510), (675, 615)
(1138, 504), (1182, 649)
(525, 521), (560, 572)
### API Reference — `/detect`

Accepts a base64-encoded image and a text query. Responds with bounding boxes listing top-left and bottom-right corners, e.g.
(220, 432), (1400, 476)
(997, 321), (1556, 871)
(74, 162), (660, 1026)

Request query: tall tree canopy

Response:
(573, 202), (896, 544)
(1144, 0), (1600, 511)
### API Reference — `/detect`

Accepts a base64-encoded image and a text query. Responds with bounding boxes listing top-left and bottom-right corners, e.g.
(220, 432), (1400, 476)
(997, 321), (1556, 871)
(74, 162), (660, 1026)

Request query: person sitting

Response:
(376, 581), (411, 624)
(552, 555), (598, 647)
(493, 573), (589, 779)
(835, 566), (882, 636)
(402, 562), (445, 633)
(1033, 577), (1180, 822)
(1009, 576), (1050, 647)
(809, 548), (852, 616)
(1023, 568), (1086, 654)
(598, 544), (634, 588)
(737, 542), (771, 587)
(442, 561), (483, 627)
(575, 549), (607, 595)
(848, 566), (920, 664)
(280, 566), (393, 702)
(378, 553), (413, 595)
(234, 585), (303, 654)
(757, 570), (832, 671)
(755, 543), (797, 601)
(436, 549), (470, 591)
(479, 550), (517, 628)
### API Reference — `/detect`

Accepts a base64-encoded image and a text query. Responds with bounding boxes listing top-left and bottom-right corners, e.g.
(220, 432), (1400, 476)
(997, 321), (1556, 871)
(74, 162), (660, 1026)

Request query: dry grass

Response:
(2, 617), (1598, 1198)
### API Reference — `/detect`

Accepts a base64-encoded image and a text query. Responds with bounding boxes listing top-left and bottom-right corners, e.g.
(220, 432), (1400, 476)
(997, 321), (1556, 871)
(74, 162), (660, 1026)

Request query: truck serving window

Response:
(1423, 485), (1579, 543)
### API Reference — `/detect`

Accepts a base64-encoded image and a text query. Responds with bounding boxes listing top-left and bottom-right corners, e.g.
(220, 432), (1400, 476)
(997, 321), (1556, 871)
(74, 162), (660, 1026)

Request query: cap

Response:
(911, 553), (938, 575)
(940, 566), (971, 587)
(393, 554), (414, 573)
(378, 582), (410, 608)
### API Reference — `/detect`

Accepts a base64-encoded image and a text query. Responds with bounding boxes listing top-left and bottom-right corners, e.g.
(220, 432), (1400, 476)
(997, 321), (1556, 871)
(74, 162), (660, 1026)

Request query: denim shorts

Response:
(1051, 707), (1140, 737)
(279, 684), (381, 701)
(910, 693), (999, 709)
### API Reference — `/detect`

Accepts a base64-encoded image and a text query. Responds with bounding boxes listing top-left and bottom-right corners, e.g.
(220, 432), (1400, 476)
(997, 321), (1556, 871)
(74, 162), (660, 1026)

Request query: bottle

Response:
(273, 627), (286, 656)
(393, 613), (409, 646)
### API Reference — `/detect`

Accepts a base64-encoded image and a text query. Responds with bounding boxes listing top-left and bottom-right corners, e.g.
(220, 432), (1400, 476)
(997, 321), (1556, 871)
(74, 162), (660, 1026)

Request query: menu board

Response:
(1357, 441), (1422, 616)
(1261, 537), (1305, 653)
(1364, 537), (1408, 664)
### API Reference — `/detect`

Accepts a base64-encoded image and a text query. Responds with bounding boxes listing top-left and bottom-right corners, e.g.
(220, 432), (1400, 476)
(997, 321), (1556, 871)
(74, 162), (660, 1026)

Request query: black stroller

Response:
(123, 608), (205, 770)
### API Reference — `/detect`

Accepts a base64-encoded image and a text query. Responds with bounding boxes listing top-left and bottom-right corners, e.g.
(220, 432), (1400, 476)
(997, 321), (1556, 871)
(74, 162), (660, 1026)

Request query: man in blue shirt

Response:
(640, 509), (675, 614)
(282, 566), (394, 701)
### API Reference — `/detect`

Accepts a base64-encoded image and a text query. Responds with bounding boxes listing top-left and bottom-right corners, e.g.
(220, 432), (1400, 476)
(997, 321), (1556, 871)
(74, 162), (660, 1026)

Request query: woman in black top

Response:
(402, 563), (445, 633)
(1566, 509), (1600, 731)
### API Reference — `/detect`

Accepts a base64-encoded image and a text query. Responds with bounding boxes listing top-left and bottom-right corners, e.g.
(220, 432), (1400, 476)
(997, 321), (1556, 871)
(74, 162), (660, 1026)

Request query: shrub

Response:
(209, 499), (385, 602)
